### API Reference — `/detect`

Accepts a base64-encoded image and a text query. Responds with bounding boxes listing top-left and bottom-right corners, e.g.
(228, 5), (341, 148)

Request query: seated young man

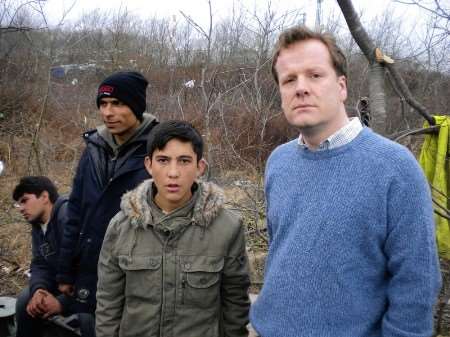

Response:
(96, 120), (250, 337)
(13, 176), (94, 337)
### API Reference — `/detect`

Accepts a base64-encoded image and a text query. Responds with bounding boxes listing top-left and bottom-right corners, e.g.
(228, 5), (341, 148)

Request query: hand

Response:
(58, 283), (74, 296)
(41, 292), (62, 319)
(26, 289), (47, 318)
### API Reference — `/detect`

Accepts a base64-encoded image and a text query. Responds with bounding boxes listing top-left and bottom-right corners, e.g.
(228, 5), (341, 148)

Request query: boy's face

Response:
(15, 192), (48, 224)
(145, 138), (205, 213)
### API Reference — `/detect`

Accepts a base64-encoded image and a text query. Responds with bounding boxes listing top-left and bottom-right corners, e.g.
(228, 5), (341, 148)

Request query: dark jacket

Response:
(57, 114), (158, 313)
(30, 196), (68, 296)
(96, 180), (250, 337)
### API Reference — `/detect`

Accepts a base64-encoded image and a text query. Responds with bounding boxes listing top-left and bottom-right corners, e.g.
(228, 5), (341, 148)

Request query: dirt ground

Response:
(0, 221), (30, 296)
(0, 174), (32, 296)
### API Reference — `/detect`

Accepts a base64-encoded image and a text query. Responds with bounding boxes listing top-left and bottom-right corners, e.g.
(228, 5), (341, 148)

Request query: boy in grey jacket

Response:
(96, 120), (250, 337)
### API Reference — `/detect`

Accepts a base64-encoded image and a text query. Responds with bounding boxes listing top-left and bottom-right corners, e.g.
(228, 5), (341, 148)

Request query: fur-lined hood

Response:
(120, 179), (226, 229)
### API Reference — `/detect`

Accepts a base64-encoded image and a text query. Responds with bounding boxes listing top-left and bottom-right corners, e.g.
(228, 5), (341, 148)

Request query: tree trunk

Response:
(368, 62), (387, 134)
(336, 0), (387, 133)
(336, 0), (434, 129)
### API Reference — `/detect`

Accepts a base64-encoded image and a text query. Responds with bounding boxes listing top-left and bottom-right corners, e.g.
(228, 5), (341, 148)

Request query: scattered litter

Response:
(233, 180), (253, 187)
(184, 80), (195, 88)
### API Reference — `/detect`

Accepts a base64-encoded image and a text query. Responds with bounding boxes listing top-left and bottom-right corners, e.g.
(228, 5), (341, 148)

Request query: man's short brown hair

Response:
(271, 25), (347, 83)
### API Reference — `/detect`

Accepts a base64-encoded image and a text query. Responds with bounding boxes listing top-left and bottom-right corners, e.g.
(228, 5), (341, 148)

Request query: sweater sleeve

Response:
(382, 156), (441, 337)
(96, 214), (125, 337)
(221, 216), (251, 337)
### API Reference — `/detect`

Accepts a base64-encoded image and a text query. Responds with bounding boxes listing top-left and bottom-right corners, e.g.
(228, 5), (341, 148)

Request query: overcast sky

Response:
(41, 0), (418, 28)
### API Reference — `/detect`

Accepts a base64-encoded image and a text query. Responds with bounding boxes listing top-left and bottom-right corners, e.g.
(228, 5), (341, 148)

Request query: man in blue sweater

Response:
(250, 26), (441, 337)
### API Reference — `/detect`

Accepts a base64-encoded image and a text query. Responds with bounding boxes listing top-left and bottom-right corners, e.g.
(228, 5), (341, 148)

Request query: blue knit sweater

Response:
(250, 128), (441, 337)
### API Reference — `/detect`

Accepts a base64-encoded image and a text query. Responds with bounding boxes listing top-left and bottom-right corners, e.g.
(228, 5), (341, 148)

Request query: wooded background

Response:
(0, 0), (448, 179)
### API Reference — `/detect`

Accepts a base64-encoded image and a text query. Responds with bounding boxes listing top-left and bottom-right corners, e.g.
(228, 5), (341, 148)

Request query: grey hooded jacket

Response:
(96, 179), (250, 337)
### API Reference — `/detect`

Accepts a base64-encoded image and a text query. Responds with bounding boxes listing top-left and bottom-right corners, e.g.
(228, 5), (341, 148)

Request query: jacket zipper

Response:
(181, 273), (186, 305)
(159, 233), (172, 336)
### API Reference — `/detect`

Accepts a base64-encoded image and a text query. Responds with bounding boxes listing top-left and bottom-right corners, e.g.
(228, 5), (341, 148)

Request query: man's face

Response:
(15, 192), (47, 224)
(145, 139), (205, 213)
(99, 97), (140, 143)
(275, 39), (348, 137)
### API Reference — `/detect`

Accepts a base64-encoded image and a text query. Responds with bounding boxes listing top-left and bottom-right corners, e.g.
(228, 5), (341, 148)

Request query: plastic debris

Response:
(184, 80), (195, 88)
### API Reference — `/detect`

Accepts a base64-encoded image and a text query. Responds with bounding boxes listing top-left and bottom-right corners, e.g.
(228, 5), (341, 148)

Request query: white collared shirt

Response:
(298, 117), (363, 151)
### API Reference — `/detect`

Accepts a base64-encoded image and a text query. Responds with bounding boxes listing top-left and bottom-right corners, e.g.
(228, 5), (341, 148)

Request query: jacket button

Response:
(184, 263), (191, 270)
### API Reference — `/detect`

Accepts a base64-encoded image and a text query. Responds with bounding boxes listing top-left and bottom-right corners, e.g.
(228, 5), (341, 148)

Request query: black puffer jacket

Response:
(57, 114), (158, 313)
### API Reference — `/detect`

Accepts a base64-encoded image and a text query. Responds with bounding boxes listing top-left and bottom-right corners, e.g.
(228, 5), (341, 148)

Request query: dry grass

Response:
(0, 174), (30, 295)
(0, 221), (30, 296)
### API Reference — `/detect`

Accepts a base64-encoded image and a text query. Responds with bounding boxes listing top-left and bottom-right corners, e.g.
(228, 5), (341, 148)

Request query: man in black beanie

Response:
(56, 71), (158, 314)
(96, 71), (149, 143)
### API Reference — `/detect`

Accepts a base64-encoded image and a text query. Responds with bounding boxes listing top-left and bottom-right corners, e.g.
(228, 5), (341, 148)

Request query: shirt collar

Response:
(298, 117), (363, 151)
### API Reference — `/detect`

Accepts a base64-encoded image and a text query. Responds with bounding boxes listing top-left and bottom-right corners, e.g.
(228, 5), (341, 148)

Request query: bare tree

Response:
(180, 0), (216, 171)
(337, 0), (435, 134)
(395, 0), (449, 35)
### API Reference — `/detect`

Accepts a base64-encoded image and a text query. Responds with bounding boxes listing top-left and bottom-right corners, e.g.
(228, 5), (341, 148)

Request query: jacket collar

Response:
(120, 179), (226, 230)
(84, 113), (157, 153)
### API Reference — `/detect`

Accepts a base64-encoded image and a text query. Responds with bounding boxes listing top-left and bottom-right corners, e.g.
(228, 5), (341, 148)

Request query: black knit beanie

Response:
(96, 71), (148, 121)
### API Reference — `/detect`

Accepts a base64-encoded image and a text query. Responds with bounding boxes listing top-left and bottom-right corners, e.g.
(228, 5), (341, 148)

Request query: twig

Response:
(385, 62), (435, 125)
(391, 125), (440, 142)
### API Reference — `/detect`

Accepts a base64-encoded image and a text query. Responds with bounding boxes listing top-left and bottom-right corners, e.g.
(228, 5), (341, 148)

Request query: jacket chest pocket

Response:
(39, 242), (56, 259)
(179, 256), (224, 309)
(119, 255), (162, 304)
